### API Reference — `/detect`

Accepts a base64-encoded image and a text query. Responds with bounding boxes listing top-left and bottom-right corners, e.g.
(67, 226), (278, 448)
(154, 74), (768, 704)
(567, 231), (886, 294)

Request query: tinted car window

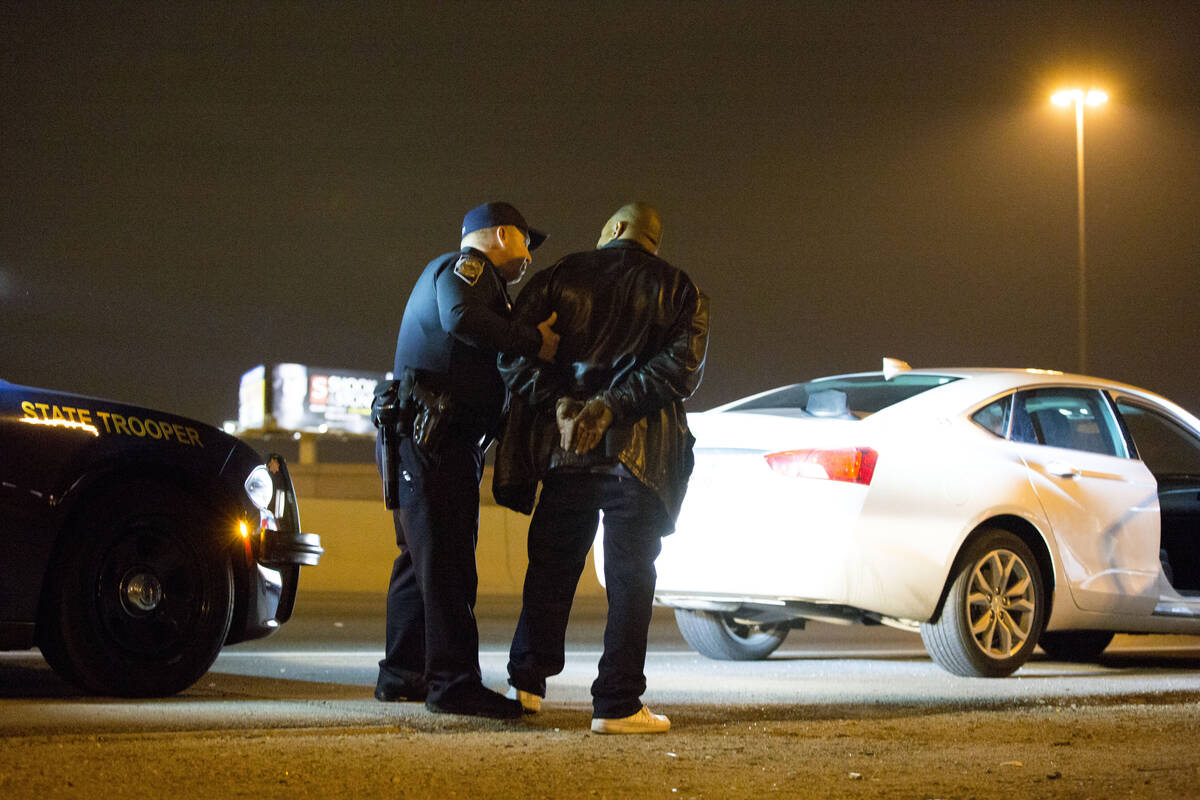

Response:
(972, 395), (1011, 437)
(730, 374), (959, 418)
(1011, 388), (1126, 457)
(1115, 400), (1200, 476)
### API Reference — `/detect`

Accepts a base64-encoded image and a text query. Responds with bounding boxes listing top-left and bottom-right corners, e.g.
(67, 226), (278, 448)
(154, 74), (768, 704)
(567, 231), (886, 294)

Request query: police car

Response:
(0, 379), (322, 696)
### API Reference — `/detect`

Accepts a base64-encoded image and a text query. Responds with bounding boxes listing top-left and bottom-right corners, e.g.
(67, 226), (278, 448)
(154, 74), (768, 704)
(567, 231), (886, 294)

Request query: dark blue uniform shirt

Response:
(393, 247), (541, 422)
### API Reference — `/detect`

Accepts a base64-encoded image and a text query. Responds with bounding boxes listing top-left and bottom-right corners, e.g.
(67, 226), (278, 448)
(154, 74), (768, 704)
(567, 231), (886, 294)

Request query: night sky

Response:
(4, 2), (1199, 433)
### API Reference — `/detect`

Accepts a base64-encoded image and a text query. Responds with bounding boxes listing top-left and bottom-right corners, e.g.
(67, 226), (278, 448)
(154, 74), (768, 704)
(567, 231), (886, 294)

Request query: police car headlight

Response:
(244, 465), (274, 510)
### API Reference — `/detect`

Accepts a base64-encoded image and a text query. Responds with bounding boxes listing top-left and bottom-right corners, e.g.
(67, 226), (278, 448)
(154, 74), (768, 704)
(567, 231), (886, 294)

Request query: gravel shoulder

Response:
(3, 695), (1199, 798)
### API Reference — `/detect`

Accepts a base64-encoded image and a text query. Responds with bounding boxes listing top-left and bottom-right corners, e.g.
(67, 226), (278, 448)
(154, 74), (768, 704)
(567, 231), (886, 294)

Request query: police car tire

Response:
(673, 608), (789, 661)
(919, 528), (1047, 678)
(42, 481), (234, 697)
(36, 611), (79, 687)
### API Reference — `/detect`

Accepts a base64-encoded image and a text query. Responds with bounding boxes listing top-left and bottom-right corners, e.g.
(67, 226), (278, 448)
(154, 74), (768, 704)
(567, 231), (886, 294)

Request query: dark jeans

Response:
(377, 435), (485, 704)
(508, 471), (668, 719)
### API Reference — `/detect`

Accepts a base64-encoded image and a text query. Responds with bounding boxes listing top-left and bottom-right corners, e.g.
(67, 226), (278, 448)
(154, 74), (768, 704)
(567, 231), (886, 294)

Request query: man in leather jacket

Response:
(493, 202), (709, 733)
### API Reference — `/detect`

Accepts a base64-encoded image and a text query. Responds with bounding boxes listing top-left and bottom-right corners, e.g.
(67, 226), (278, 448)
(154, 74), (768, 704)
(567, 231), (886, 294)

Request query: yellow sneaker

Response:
(505, 686), (541, 714)
(590, 705), (670, 734)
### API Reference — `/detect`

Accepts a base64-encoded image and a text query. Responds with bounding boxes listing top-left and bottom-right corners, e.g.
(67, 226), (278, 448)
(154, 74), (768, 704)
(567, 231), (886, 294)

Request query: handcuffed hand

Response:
(567, 396), (613, 455)
(555, 397), (584, 452)
(537, 312), (559, 362)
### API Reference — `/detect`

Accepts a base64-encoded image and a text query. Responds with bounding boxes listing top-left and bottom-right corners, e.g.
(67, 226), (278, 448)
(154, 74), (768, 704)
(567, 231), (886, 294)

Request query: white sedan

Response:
(621, 361), (1200, 677)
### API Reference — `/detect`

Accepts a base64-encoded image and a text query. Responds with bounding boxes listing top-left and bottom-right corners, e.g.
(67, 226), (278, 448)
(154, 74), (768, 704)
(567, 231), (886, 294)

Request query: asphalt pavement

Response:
(4, 591), (1200, 737)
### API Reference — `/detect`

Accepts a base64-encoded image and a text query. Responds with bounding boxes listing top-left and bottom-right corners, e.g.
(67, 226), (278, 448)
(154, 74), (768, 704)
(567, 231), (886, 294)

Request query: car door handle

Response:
(1042, 461), (1126, 481)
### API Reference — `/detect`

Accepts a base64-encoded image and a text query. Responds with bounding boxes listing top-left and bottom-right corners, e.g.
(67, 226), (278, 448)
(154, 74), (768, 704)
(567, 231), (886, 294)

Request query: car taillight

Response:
(763, 447), (878, 485)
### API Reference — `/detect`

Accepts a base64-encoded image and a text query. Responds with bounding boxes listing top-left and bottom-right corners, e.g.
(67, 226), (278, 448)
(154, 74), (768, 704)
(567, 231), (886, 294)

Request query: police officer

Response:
(375, 201), (558, 719)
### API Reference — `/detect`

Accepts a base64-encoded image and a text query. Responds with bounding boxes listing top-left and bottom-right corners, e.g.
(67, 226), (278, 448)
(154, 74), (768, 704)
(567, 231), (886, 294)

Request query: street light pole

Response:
(1073, 98), (1088, 374)
(1052, 88), (1107, 374)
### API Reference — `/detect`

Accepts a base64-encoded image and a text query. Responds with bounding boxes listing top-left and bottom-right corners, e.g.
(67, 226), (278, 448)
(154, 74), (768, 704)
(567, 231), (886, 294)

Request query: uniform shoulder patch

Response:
(453, 254), (485, 286)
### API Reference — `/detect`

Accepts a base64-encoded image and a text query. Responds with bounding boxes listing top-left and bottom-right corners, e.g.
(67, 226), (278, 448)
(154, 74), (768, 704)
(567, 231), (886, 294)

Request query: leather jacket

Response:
(493, 239), (709, 526)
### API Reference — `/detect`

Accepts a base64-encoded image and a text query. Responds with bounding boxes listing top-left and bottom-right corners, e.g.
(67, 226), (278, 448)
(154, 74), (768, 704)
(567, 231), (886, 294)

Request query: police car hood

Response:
(1, 380), (257, 494)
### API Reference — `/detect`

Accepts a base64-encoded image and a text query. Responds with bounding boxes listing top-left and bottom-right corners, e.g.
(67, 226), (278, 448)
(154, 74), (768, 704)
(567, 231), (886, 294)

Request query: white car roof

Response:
(710, 367), (1199, 429)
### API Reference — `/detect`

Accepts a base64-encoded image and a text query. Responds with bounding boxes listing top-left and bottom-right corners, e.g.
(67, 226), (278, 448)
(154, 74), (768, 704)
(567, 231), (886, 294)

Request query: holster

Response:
(372, 371), (416, 509)
(411, 382), (455, 455)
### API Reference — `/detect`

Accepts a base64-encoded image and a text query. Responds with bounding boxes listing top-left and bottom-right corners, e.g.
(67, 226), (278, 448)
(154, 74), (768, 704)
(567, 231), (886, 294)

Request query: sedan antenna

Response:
(882, 357), (912, 380)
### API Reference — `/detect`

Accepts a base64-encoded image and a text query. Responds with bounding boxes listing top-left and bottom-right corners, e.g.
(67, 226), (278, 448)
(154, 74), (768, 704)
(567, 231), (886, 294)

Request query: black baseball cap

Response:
(461, 201), (547, 250)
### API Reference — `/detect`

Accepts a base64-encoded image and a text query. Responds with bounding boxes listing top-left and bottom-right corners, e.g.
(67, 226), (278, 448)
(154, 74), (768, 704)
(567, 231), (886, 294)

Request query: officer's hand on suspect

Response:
(536, 312), (560, 362)
(555, 397), (584, 452)
(568, 396), (613, 455)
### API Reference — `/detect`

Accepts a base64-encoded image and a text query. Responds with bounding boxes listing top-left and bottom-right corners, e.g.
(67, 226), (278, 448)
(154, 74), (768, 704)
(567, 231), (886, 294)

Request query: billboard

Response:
(237, 364), (388, 436)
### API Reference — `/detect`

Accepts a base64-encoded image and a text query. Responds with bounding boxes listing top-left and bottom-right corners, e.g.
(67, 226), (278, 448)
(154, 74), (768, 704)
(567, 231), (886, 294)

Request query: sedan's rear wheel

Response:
(1038, 629), (1115, 662)
(674, 608), (789, 660)
(920, 528), (1047, 678)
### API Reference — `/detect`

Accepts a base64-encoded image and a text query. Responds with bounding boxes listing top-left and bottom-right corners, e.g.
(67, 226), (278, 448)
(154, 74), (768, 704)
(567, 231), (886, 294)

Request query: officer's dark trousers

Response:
(508, 471), (667, 719)
(378, 435), (484, 704)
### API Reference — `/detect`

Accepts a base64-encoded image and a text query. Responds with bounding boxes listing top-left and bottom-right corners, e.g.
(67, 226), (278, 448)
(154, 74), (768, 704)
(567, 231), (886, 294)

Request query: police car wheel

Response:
(41, 481), (234, 697)
(673, 608), (789, 660)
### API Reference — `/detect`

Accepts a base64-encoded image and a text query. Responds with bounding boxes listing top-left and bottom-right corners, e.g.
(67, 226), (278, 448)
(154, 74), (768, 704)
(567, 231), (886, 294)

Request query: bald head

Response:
(596, 201), (662, 253)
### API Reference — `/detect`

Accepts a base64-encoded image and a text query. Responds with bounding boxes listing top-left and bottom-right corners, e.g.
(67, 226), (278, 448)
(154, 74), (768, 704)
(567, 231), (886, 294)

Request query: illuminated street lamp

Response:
(1051, 87), (1108, 374)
